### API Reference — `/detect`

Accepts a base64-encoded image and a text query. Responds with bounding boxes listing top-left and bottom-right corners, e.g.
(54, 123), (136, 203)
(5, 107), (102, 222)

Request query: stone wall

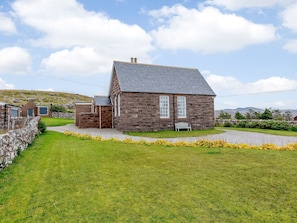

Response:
(114, 92), (215, 132)
(78, 112), (99, 128)
(51, 112), (75, 119)
(0, 116), (40, 170)
(216, 119), (297, 126)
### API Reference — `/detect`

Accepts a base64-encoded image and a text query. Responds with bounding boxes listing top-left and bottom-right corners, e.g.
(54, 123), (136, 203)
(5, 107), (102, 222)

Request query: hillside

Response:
(0, 90), (93, 111)
(215, 107), (297, 118)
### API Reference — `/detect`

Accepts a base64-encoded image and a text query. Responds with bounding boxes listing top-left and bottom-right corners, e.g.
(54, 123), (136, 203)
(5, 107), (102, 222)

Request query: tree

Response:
(218, 111), (231, 119)
(235, 111), (245, 120)
(272, 109), (283, 120)
(259, 108), (273, 120)
(245, 109), (260, 119)
(283, 111), (293, 121)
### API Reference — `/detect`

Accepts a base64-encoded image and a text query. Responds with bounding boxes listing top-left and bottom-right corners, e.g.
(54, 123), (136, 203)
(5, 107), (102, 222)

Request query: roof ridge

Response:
(113, 60), (198, 71)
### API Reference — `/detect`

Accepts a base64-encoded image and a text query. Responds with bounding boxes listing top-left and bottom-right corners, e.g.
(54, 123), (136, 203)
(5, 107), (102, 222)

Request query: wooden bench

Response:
(175, 122), (192, 131)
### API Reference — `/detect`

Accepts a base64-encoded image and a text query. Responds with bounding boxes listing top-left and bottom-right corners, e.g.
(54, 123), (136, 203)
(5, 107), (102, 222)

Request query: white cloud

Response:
(149, 5), (276, 53)
(248, 77), (297, 93)
(41, 47), (111, 75)
(12, 0), (153, 71)
(205, 72), (297, 109)
(283, 40), (297, 53)
(36, 88), (55, 91)
(0, 78), (14, 89)
(206, 0), (295, 10)
(0, 47), (32, 74)
(0, 13), (17, 34)
(282, 2), (297, 32)
(205, 72), (297, 95)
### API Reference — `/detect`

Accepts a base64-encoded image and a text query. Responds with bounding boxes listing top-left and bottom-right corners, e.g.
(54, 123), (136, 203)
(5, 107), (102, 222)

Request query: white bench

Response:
(175, 122), (192, 131)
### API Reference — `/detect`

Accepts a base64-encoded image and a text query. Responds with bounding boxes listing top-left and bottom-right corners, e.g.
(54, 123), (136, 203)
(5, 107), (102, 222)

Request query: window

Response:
(177, 96), (186, 118)
(28, 109), (34, 117)
(38, 106), (49, 115)
(114, 96), (117, 117)
(11, 109), (19, 118)
(117, 94), (120, 117)
(160, 96), (169, 118)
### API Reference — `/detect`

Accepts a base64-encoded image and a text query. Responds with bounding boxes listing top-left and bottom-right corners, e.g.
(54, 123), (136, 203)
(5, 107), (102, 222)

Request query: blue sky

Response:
(0, 0), (297, 110)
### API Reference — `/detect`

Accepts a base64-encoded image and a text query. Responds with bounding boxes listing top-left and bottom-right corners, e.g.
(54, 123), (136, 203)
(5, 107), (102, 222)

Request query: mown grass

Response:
(125, 128), (224, 138)
(221, 127), (297, 137)
(1, 131), (297, 222)
(41, 117), (74, 126)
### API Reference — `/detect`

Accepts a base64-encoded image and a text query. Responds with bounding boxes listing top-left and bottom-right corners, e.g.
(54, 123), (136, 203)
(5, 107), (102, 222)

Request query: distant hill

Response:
(0, 90), (93, 112)
(215, 107), (297, 118)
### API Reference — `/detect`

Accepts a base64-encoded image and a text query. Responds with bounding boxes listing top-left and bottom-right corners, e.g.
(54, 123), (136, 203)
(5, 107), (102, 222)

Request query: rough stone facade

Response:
(111, 92), (215, 132)
(78, 113), (99, 128)
(0, 116), (40, 170)
(75, 103), (112, 128)
(51, 112), (75, 119)
(100, 106), (112, 128)
(75, 103), (92, 126)
(0, 104), (23, 131)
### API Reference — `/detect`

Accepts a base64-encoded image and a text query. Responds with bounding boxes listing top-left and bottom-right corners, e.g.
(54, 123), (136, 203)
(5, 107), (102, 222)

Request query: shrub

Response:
(50, 105), (66, 112)
(236, 120), (247, 128)
(38, 120), (46, 133)
(289, 125), (297, 132)
(223, 122), (233, 127)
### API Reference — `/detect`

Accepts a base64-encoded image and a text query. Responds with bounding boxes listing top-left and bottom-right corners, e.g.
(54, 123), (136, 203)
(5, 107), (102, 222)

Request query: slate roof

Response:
(94, 96), (111, 106)
(112, 61), (216, 96)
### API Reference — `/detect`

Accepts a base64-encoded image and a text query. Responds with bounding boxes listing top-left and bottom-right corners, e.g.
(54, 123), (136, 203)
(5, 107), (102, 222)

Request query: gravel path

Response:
(47, 124), (297, 146)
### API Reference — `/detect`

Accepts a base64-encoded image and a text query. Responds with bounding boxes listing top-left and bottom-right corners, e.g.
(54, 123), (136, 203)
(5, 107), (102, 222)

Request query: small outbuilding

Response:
(0, 102), (21, 130)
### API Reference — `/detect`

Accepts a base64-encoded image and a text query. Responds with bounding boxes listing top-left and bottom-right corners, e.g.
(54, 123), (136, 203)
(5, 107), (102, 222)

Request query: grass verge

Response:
(1, 131), (297, 222)
(125, 128), (224, 138)
(221, 127), (297, 137)
(41, 117), (74, 126)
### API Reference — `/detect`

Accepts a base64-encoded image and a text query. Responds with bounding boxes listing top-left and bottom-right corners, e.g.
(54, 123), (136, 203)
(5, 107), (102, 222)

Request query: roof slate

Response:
(113, 61), (216, 96)
(94, 96), (111, 106)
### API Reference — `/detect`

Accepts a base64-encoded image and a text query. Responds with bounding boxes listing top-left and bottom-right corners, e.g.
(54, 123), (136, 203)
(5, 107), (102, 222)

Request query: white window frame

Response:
(160, 96), (169, 118)
(11, 108), (19, 118)
(117, 94), (120, 117)
(177, 96), (186, 118)
(114, 96), (117, 117)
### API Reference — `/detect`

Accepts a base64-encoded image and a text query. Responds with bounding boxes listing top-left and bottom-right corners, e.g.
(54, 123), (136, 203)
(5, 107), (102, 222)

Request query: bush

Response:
(50, 105), (66, 113)
(246, 121), (259, 128)
(223, 122), (233, 127)
(289, 125), (297, 132)
(38, 120), (46, 133)
(236, 120), (247, 128)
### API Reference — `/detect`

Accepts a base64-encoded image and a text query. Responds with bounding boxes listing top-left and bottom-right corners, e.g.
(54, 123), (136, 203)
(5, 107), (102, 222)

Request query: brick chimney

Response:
(130, 57), (137, 63)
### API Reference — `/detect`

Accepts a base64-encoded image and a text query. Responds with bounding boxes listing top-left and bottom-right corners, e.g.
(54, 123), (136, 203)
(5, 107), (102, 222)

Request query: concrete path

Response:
(47, 124), (297, 146)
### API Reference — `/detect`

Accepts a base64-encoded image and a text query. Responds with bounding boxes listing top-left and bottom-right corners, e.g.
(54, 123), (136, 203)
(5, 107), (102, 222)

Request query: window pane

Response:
(160, 96), (169, 118)
(114, 96), (117, 117)
(11, 109), (18, 117)
(177, 96), (186, 118)
(118, 95), (120, 117)
(39, 107), (48, 115)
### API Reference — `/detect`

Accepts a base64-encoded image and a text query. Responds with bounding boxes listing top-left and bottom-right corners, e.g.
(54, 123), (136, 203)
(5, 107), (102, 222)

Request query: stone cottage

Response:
(21, 98), (51, 118)
(0, 102), (21, 130)
(76, 59), (216, 132)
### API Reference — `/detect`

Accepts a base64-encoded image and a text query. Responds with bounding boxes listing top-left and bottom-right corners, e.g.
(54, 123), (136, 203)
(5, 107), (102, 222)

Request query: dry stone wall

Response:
(0, 116), (40, 170)
(51, 112), (75, 119)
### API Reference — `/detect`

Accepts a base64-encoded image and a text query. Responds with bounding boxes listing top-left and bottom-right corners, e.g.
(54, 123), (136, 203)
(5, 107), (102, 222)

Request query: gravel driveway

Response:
(47, 124), (297, 146)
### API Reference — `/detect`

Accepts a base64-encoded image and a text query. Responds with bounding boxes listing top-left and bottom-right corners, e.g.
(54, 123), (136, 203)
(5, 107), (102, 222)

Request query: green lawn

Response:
(1, 131), (297, 222)
(221, 127), (297, 137)
(125, 128), (224, 138)
(41, 117), (74, 126)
